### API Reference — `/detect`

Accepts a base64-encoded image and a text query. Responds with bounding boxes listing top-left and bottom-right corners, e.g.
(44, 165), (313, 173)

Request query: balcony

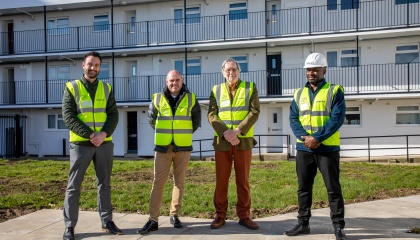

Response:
(1, 1), (420, 56)
(0, 62), (419, 106)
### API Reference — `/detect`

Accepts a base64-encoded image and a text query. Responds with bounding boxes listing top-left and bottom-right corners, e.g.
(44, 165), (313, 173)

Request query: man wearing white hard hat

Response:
(285, 53), (347, 240)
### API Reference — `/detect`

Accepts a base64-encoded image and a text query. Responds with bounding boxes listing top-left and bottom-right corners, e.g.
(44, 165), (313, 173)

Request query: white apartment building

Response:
(0, 0), (419, 159)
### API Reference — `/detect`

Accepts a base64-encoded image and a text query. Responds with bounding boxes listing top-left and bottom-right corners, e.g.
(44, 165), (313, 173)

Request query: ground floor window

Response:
(344, 106), (361, 125)
(47, 114), (67, 130)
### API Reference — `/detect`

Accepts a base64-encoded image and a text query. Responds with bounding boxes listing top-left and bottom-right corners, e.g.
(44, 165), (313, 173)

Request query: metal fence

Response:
(0, 114), (27, 158)
(0, 62), (419, 106)
(1, 0), (420, 55)
(192, 134), (420, 162)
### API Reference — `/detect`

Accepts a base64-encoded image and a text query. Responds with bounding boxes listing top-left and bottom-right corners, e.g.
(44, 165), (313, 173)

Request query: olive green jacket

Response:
(208, 80), (260, 151)
(62, 76), (119, 144)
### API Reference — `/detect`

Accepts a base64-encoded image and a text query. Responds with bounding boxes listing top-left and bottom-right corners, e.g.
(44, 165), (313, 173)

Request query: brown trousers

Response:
(214, 147), (252, 219)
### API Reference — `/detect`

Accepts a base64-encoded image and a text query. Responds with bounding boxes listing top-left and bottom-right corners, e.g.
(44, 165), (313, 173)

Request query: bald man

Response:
(137, 70), (201, 235)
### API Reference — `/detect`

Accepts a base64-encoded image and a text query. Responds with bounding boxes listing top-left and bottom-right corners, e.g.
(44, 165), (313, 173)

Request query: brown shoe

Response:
(210, 217), (225, 229)
(239, 218), (259, 230)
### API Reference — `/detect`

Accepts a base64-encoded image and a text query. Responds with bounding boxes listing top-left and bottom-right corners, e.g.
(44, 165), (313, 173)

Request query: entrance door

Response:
(267, 54), (282, 95)
(267, 107), (283, 153)
(8, 22), (14, 54)
(127, 111), (138, 153)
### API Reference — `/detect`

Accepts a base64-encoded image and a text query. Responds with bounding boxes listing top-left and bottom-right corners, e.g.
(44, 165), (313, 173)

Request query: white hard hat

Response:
(303, 52), (328, 68)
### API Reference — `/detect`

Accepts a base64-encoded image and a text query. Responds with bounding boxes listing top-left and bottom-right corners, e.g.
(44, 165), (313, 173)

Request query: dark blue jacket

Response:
(289, 79), (345, 152)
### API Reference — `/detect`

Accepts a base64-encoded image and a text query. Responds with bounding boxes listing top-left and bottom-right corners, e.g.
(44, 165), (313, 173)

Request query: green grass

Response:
(1, 159), (420, 222)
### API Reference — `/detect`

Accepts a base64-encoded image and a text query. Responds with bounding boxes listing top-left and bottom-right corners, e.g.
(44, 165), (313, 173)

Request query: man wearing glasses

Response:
(207, 58), (260, 230)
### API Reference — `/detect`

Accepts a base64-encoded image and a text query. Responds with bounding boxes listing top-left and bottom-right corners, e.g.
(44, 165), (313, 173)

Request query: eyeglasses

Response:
(224, 68), (239, 73)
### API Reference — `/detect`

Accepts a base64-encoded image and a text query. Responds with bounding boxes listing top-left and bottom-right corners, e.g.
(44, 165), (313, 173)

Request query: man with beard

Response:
(285, 52), (347, 240)
(62, 51), (121, 240)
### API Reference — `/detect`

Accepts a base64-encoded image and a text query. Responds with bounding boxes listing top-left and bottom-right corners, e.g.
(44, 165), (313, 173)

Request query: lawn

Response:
(1, 159), (420, 222)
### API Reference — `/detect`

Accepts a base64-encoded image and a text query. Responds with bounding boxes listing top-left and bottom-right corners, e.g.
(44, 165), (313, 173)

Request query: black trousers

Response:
(295, 150), (345, 228)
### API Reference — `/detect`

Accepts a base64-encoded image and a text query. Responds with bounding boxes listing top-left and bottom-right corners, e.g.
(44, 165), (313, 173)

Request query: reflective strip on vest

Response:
(212, 81), (254, 138)
(66, 80), (112, 142)
(294, 83), (342, 146)
(153, 92), (195, 147)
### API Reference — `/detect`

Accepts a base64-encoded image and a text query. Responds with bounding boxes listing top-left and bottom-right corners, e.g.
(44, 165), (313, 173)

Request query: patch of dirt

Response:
(0, 208), (37, 223)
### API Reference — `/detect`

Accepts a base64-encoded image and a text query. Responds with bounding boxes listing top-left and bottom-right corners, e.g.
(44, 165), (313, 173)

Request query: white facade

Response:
(0, 0), (419, 158)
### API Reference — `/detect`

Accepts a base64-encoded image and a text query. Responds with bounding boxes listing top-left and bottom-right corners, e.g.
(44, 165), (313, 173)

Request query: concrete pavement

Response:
(0, 195), (419, 240)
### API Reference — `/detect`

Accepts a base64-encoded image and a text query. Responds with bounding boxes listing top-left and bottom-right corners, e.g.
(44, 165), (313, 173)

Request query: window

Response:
(48, 18), (69, 35)
(341, 49), (359, 67)
(98, 63), (110, 79)
(48, 65), (70, 80)
(396, 0), (419, 5)
(229, 2), (247, 20)
(328, 49), (359, 67)
(271, 5), (277, 15)
(327, 51), (338, 67)
(341, 0), (359, 10)
(174, 6), (201, 24)
(48, 114), (67, 129)
(327, 0), (338, 10)
(130, 16), (136, 32)
(344, 106), (361, 125)
(396, 105), (420, 125)
(230, 55), (248, 72)
(94, 14), (109, 31)
(327, 0), (359, 10)
(174, 58), (201, 75)
(395, 44), (419, 64)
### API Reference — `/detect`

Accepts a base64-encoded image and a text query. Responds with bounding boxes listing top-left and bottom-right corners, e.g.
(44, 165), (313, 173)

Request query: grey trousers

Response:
(63, 142), (114, 228)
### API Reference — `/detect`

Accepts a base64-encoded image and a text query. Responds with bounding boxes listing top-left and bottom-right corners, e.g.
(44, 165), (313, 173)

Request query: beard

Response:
(85, 70), (99, 79)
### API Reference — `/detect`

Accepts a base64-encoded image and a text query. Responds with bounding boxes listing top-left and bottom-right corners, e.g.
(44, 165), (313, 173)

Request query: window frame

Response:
(341, 0), (359, 10)
(395, 44), (419, 64)
(98, 62), (110, 80)
(174, 57), (202, 75)
(229, 55), (249, 72)
(326, 49), (359, 67)
(174, 6), (201, 25)
(93, 14), (110, 32)
(343, 106), (361, 126)
(396, 105), (420, 125)
(47, 113), (67, 130)
(229, 2), (248, 21)
(47, 17), (70, 35)
(395, 0), (419, 5)
(48, 65), (70, 81)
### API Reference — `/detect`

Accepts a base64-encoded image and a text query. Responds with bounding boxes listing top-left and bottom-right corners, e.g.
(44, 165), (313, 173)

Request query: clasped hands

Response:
(90, 131), (107, 147)
(223, 129), (240, 146)
(301, 135), (321, 149)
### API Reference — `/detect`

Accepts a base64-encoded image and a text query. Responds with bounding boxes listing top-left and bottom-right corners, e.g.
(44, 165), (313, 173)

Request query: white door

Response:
(127, 13), (136, 45)
(267, 107), (283, 153)
(127, 61), (138, 99)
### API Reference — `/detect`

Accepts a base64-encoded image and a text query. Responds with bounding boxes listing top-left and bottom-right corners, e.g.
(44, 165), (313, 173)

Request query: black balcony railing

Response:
(1, 1), (420, 55)
(0, 62), (419, 106)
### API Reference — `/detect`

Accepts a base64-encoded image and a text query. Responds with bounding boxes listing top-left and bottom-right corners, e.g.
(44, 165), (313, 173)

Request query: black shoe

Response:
(102, 221), (123, 235)
(170, 215), (183, 228)
(284, 223), (310, 236)
(137, 220), (158, 235)
(334, 227), (347, 240)
(63, 227), (75, 240)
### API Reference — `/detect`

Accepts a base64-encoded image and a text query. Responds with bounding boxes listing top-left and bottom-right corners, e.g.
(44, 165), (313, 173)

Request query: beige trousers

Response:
(149, 145), (191, 222)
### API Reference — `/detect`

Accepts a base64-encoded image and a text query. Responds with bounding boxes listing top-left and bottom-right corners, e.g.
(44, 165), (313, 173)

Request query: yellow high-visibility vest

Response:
(212, 81), (254, 138)
(153, 92), (195, 146)
(66, 80), (112, 142)
(294, 82), (343, 146)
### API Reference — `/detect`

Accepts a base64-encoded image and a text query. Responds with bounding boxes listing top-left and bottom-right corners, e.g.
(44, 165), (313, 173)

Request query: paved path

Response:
(0, 195), (419, 240)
